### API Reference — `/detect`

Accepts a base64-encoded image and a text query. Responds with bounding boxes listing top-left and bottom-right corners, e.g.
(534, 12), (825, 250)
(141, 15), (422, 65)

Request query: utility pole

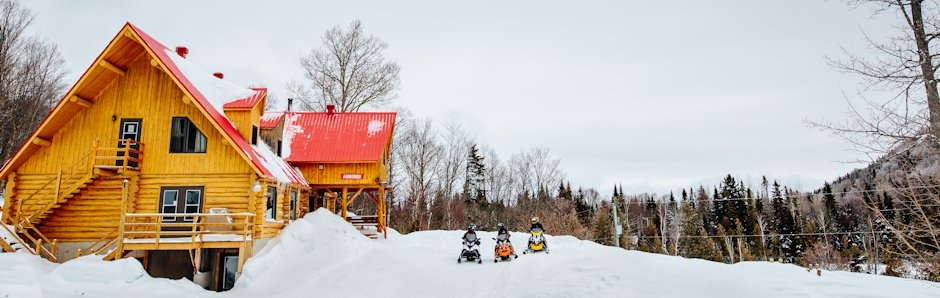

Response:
(612, 197), (621, 248)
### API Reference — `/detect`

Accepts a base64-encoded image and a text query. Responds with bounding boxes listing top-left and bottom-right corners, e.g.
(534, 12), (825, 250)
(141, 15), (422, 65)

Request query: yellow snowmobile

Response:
(523, 227), (549, 254)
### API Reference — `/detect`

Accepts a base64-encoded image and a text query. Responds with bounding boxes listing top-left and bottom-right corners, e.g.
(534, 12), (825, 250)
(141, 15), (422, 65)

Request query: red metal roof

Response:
(282, 111), (397, 163)
(224, 87), (266, 109)
(129, 23), (307, 185)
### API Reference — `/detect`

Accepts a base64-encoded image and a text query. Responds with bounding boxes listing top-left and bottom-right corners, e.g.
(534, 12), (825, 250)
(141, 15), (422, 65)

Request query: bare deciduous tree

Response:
(289, 20), (400, 112)
(812, 0), (940, 156)
(812, 0), (940, 279)
(0, 0), (67, 167)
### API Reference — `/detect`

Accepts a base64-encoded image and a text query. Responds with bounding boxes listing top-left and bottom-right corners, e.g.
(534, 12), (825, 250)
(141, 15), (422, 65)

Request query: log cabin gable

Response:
(0, 23), (280, 179)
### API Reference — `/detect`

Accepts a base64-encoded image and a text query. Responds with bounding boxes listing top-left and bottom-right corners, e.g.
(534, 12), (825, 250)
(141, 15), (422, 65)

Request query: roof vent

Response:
(175, 46), (188, 58)
(213, 72), (224, 79)
(326, 104), (335, 115)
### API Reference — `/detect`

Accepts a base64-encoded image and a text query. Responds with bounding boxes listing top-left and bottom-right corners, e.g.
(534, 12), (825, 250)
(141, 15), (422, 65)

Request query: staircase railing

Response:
(91, 138), (144, 172)
(8, 138), (145, 261)
(76, 228), (119, 258)
(15, 220), (57, 261)
(0, 218), (20, 253)
(15, 151), (93, 225)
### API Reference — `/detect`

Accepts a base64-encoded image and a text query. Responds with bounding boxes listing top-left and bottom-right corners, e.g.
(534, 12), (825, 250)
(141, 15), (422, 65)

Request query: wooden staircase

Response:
(2, 138), (144, 262)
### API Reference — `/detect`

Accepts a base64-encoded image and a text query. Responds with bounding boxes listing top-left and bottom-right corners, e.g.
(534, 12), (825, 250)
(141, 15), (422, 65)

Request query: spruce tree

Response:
(594, 205), (614, 246)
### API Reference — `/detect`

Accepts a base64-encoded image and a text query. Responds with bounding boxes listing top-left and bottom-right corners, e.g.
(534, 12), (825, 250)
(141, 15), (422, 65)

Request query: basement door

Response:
(219, 253), (238, 291)
(117, 119), (142, 168)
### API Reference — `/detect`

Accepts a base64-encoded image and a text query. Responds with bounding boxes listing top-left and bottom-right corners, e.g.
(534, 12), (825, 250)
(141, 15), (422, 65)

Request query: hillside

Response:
(0, 209), (938, 297)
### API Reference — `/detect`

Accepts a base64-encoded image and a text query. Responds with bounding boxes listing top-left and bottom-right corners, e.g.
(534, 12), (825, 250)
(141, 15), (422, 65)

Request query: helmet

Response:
(468, 224), (477, 231)
(497, 223), (505, 229)
(531, 217), (540, 224)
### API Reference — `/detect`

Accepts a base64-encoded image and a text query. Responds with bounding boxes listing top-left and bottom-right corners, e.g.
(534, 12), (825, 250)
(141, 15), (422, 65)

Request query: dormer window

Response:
(170, 117), (207, 153)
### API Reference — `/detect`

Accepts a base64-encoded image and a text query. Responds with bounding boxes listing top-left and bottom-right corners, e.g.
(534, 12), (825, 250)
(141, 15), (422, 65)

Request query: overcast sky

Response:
(24, 1), (901, 195)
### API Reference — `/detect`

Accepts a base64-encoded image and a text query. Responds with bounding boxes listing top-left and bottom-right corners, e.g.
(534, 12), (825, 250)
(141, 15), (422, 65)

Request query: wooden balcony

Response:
(118, 212), (255, 251)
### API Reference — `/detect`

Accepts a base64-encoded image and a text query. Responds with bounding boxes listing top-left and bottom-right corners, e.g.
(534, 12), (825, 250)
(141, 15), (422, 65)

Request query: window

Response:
(265, 186), (277, 220)
(276, 140), (282, 157)
(251, 126), (258, 145)
(289, 191), (298, 220)
(160, 186), (204, 223)
(170, 117), (207, 153)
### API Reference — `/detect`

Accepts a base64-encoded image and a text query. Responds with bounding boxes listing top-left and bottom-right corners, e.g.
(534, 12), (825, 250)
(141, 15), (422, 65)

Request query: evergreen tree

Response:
(679, 198), (717, 260)
(594, 205), (614, 246)
(463, 143), (487, 207)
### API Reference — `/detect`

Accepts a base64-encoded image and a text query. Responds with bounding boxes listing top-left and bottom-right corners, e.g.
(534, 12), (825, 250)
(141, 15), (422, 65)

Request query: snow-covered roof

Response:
(128, 23), (306, 186)
(280, 111), (396, 163)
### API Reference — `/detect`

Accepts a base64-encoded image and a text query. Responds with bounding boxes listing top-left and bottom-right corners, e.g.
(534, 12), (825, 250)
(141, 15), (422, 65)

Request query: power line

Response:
(628, 229), (936, 239)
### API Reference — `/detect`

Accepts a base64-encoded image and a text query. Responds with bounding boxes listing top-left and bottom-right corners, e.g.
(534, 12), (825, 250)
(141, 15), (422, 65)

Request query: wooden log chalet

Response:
(0, 23), (311, 291)
(260, 105), (396, 238)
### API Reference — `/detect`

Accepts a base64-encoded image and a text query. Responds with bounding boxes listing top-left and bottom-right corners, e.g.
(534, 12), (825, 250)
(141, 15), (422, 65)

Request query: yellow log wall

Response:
(2, 52), (309, 242)
(17, 52), (253, 176)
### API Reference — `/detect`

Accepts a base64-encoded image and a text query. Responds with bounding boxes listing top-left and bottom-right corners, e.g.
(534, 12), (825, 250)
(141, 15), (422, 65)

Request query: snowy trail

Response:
(1, 209), (938, 298)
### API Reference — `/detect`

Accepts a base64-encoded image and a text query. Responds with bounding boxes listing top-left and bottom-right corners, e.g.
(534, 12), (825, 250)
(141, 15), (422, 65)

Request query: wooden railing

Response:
(76, 228), (119, 258)
(91, 138), (144, 172)
(7, 138), (146, 262)
(120, 213), (255, 246)
(15, 151), (93, 225)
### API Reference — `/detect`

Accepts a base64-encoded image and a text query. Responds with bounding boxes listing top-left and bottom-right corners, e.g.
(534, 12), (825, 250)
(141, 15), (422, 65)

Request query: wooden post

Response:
(341, 188), (348, 220)
(237, 242), (247, 273)
(379, 186), (387, 238)
(192, 248), (202, 274)
(116, 179), (128, 259)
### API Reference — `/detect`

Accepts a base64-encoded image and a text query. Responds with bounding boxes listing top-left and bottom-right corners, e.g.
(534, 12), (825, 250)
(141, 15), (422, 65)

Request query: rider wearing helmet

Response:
(529, 216), (547, 250)
(494, 222), (515, 255)
(530, 217), (544, 231)
(462, 223), (479, 244)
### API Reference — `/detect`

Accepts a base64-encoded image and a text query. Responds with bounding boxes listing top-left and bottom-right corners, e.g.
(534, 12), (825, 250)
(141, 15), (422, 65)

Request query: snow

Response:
(252, 139), (306, 185)
(163, 49), (255, 117)
(280, 113), (303, 160)
(367, 120), (385, 137)
(1, 209), (938, 297)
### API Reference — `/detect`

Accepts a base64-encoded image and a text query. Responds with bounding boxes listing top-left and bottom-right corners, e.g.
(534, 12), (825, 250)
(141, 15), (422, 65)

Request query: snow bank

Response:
(0, 254), (205, 298)
(1, 209), (938, 297)
(231, 208), (374, 293)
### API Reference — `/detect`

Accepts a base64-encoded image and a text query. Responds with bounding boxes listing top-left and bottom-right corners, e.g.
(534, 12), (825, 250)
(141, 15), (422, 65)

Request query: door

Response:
(160, 186), (204, 225)
(219, 254), (238, 291)
(117, 119), (142, 168)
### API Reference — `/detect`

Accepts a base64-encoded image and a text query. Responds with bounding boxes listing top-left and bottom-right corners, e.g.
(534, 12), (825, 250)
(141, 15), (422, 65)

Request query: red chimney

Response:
(326, 104), (335, 115)
(213, 72), (224, 79)
(175, 46), (188, 58)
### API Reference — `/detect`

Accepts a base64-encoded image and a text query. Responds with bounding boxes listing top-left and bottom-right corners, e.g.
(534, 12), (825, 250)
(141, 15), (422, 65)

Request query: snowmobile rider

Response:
(530, 216), (547, 250)
(530, 217), (544, 231)
(495, 223), (515, 254)
(462, 223), (479, 244)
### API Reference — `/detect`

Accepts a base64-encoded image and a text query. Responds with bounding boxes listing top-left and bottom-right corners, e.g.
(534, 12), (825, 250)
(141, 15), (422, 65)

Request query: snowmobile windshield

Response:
(497, 233), (508, 241)
(465, 233), (477, 242)
(531, 228), (543, 233)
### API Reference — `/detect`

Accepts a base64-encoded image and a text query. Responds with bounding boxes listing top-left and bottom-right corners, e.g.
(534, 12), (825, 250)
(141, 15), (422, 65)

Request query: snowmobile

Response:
(523, 227), (549, 254)
(458, 233), (483, 264)
(493, 233), (518, 262)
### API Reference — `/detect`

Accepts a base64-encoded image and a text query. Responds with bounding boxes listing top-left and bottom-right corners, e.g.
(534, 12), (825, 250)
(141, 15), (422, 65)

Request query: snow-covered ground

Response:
(1, 209), (938, 297)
